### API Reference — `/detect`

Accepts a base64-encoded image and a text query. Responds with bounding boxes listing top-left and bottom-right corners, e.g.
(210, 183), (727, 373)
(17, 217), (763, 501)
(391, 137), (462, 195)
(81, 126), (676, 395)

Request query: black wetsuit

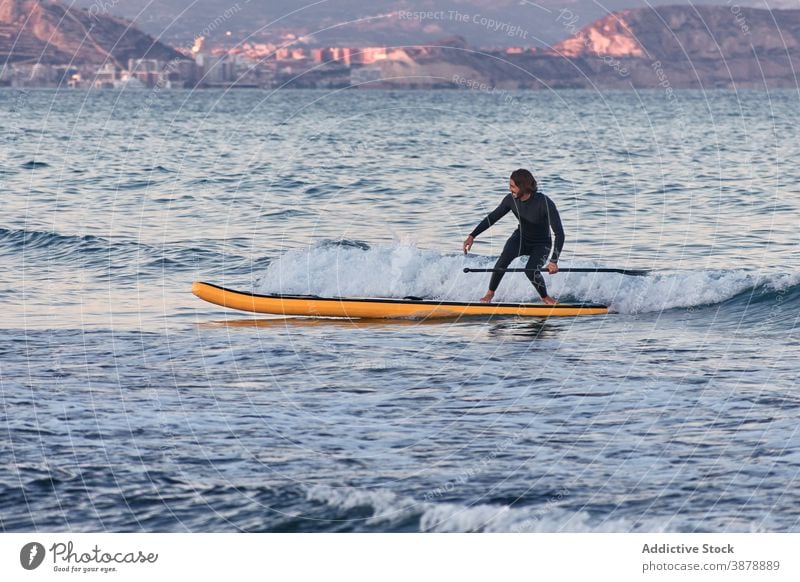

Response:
(470, 192), (565, 297)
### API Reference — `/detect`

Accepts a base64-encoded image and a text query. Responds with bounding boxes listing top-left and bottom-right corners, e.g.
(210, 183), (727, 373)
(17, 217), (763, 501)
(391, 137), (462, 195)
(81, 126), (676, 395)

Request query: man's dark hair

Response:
(510, 168), (538, 196)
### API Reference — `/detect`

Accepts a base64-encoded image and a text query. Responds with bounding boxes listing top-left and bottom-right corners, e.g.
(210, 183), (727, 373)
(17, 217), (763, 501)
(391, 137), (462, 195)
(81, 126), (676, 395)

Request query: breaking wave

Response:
(254, 242), (800, 315)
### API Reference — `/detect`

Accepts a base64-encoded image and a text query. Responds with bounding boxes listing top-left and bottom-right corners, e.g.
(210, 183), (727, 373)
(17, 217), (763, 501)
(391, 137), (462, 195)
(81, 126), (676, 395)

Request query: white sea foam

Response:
(306, 484), (419, 526)
(418, 503), (642, 533)
(306, 484), (673, 532)
(255, 244), (800, 315)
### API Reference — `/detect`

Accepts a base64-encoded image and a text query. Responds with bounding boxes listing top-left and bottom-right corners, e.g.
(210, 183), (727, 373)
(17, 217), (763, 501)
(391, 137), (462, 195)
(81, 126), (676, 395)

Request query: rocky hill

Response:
(67, 0), (798, 49)
(0, 0), (183, 67)
(551, 4), (800, 88)
(374, 5), (800, 89)
(3, 2), (798, 89)
(553, 5), (800, 60)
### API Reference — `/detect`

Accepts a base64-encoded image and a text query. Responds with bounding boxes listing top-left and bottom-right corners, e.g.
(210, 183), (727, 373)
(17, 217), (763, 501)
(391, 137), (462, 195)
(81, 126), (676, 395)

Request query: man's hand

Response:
(546, 261), (559, 274)
(463, 235), (474, 254)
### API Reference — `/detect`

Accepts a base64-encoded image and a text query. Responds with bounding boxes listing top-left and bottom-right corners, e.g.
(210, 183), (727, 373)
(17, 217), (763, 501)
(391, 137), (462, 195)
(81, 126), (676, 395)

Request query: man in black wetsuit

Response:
(463, 169), (564, 305)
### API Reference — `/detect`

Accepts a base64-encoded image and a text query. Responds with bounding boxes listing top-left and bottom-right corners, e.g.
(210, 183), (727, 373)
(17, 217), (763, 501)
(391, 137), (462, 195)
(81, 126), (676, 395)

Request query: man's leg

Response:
(480, 232), (522, 302)
(524, 244), (553, 299)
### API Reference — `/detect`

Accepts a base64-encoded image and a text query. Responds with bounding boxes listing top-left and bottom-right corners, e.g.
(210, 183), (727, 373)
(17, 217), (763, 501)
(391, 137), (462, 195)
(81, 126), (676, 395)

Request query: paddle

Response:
(463, 267), (649, 276)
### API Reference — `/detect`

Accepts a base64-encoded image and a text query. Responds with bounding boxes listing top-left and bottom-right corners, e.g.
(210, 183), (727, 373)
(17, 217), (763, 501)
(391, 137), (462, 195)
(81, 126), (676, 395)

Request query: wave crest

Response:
(255, 243), (800, 315)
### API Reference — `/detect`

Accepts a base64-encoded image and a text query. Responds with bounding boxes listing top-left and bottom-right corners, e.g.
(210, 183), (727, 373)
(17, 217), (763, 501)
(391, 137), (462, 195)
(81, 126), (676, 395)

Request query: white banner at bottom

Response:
(2, 533), (798, 581)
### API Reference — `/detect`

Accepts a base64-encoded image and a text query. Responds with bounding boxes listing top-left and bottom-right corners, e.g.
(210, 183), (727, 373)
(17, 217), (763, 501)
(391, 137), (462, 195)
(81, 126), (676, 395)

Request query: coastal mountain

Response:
(0, 0), (183, 66)
(552, 5), (800, 60)
(69, 0), (797, 48)
(546, 5), (800, 87)
(3, 1), (798, 89)
(371, 5), (800, 89)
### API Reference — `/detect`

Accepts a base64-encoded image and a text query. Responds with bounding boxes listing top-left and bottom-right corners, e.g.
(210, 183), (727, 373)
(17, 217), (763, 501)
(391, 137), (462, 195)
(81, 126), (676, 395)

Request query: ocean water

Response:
(1, 88), (799, 532)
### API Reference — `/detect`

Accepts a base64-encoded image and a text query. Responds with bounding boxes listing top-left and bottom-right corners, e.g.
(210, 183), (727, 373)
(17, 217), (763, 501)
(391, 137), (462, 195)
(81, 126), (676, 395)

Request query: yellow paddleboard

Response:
(192, 282), (609, 319)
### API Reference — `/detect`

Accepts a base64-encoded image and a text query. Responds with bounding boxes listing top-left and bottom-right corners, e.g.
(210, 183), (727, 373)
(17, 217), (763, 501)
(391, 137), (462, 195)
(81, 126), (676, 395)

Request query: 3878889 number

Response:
(730, 561), (780, 571)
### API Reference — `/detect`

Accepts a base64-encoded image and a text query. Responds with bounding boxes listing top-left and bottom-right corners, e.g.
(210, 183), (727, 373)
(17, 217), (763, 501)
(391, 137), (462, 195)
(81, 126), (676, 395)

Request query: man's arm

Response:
(470, 198), (511, 239)
(546, 197), (565, 263)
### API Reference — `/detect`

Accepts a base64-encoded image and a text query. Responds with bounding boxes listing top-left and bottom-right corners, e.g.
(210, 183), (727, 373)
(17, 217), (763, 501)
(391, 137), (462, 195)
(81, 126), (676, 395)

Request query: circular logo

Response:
(20, 542), (46, 570)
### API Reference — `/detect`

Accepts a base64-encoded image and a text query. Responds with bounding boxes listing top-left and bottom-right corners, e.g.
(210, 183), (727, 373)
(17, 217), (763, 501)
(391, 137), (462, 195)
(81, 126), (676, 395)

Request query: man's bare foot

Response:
(479, 291), (495, 303)
(542, 296), (557, 305)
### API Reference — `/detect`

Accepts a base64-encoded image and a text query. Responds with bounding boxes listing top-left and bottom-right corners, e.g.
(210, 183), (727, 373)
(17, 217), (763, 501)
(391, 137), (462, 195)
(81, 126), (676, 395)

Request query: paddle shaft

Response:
(463, 267), (649, 276)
